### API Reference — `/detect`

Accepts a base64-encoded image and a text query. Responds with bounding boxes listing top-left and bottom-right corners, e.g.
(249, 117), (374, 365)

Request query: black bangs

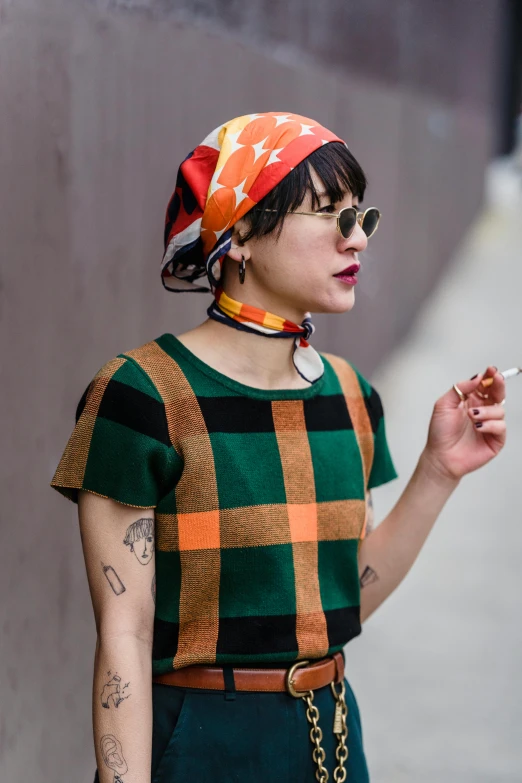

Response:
(240, 141), (368, 243)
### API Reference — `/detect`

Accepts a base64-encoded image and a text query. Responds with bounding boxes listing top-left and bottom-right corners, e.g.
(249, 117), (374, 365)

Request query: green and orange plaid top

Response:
(51, 334), (397, 674)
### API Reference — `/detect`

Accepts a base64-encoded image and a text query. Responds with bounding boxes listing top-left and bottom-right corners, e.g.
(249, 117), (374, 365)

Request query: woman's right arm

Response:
(78, 490), (156, 783)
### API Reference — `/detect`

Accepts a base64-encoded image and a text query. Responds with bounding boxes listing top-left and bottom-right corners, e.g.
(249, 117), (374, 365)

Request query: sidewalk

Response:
(346, 157), (522, 782)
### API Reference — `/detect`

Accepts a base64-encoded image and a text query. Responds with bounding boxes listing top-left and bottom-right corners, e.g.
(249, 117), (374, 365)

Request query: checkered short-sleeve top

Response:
(51, 333), (397, 674)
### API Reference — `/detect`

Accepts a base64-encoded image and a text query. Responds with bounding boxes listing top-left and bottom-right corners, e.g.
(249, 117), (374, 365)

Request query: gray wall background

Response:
(0, 1), (504, 779)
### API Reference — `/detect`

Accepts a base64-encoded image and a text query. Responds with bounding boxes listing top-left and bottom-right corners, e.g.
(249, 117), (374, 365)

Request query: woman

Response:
(51, 112), (506, 783)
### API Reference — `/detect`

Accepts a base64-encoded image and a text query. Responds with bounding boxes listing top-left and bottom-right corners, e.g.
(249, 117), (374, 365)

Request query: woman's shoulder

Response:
(53, 336), (178, 507)
(77, 337), (168, 419)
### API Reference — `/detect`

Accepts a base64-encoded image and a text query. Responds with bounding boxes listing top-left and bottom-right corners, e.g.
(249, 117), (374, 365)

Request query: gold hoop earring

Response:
(239, 255), (246, 284)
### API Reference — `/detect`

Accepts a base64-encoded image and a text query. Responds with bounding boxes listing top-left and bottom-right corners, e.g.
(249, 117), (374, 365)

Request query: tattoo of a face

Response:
(101, 563), (126, 595)
(123, 517), (155, 565)
(101, 671), (131, 709)
(360, 565), (379, 588)
(100, 734), (128, 781)
(151, 573), (156, 605)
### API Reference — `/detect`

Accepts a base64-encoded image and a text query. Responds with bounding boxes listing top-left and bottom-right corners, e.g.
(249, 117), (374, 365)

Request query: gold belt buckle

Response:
(285, 659), (311, 698)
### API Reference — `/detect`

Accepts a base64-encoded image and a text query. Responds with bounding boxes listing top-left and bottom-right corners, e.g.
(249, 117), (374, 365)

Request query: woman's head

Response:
(161, 113), (373, 320)
(222, 140), (369, 321)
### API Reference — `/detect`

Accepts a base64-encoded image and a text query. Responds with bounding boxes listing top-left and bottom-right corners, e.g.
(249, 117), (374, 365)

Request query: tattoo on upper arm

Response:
(101, 670), (131, 709)
(365, 491), (375, 537)
(102, 563), (126, 595)
(151, 573), (156, 604)
(100, 734), (128, 782)
(360, 565), (379, 588)
(123, 517), (155, 565)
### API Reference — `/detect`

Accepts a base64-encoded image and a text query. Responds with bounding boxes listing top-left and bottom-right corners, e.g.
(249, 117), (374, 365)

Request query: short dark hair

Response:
(123, 518), (153, 547)
(239, 141), (367, 243)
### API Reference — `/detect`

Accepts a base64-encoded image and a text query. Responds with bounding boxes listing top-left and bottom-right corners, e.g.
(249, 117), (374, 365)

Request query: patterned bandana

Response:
(161, 111), (345, 383)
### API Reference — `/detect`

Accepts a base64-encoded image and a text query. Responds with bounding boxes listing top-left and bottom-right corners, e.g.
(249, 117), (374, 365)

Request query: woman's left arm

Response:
(358, 366), (507, 623)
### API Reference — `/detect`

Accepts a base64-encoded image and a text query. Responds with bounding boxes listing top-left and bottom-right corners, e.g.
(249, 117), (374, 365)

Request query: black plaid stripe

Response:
(303, 394), (353, 431)
(154, 615), (300, 659)
(364, 387), (384, 434)
(324, 607), (361, 647)
(153, 614), (362, 667)
(195, 394), (357, 433)
(153, 617), (180, 661)
(197, 396), (275, 433)
(97, 379), (171, 446)
(217, 615), (298, 655)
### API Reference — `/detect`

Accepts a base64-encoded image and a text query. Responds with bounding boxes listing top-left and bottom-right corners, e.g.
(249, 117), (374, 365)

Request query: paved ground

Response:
(345, 156), (522, 782)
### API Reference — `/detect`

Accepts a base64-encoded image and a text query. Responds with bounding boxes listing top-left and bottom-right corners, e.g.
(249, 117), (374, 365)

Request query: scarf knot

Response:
(300, 314), (315, 342)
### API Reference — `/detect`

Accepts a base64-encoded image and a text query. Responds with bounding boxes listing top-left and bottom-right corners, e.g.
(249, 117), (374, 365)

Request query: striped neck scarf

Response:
(207, 287), (324, 384)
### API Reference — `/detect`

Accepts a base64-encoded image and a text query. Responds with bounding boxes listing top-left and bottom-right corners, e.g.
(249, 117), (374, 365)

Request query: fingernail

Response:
(472, 409), (479, 415)
(475, 422), (483, 428)
(470, 374), (478, 380)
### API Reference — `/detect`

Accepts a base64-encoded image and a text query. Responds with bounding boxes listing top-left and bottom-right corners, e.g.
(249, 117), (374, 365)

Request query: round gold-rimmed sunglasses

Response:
(258, 206), (381, 240)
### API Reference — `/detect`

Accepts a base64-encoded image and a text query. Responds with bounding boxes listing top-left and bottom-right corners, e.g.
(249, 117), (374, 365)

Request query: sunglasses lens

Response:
(338, 208), (357, 238)
(362, 208), (380, 238)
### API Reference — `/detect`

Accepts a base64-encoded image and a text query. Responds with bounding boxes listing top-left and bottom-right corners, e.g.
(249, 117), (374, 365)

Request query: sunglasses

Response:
(259, 206), (381, 240)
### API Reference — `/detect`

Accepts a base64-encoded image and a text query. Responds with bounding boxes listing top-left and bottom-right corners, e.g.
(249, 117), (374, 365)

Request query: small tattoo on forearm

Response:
(102, 563), (126, 595)
(101, 671), (131, 709)
(151, 573), (156, 604)
(100, 733), (128, 781)
(360, 565), (379, 588)
(123, 517), (155, 566)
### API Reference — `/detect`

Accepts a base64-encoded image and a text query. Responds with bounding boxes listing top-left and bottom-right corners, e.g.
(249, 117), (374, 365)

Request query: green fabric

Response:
(51, 333), (397, 674)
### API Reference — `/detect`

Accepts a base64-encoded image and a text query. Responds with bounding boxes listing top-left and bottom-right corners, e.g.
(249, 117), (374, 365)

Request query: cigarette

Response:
(480, 367), (522, 388)
(501, 367), (522, 380)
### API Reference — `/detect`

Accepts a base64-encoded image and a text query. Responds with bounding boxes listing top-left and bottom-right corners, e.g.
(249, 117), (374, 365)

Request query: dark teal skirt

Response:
(95, 673), (370, 782)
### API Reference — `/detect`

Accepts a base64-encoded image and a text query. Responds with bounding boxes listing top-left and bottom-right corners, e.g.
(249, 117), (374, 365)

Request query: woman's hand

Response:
(423, 366), (507, 481)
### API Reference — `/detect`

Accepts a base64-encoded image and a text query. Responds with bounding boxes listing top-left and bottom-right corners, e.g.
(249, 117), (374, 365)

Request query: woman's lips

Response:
(334, 263), (360, 285)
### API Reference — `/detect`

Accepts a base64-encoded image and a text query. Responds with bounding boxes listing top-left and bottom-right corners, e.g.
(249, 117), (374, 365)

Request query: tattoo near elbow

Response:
(360, 565), (379, 588)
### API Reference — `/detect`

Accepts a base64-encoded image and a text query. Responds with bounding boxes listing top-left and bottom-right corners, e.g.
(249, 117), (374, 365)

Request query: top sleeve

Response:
(353, 368), (398, 490)
(50, 355), (182, 508)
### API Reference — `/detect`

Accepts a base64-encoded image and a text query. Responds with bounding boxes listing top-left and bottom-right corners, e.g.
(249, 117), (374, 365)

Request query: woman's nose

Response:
(341, 221), (368, 252)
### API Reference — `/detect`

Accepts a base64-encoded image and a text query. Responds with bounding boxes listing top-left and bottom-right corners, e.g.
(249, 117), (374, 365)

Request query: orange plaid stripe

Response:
(317, 499), (366, 541)
(177, 549), (221, 668)
(177, 510), (220, 551)
(271, 400), (329, 659)
(155, 499), (365, 553)
(128, 342), (221, 667)
(51, 357), (126, 495)
(322, 353), (374, 545)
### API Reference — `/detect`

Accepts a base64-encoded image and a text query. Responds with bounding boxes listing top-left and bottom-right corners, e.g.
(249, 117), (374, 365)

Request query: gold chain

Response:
(301, 681), (349, 783)
(331, 680), (349, 783)
(302, 689), (330, 783)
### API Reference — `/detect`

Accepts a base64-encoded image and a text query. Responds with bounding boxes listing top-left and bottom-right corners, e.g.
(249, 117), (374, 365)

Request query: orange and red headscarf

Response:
(161, 112), (346, 383)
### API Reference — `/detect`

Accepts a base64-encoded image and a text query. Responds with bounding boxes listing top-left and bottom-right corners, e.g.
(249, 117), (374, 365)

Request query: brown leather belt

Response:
(152, 652), (344, 695)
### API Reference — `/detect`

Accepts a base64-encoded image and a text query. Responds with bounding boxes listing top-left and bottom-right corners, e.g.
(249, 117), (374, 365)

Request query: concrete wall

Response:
(0, 0), (503, 778)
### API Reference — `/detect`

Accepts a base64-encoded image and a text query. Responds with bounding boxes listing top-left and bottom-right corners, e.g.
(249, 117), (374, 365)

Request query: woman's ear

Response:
(227, 221), (252, 263)
(226, 243), (245, 264)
